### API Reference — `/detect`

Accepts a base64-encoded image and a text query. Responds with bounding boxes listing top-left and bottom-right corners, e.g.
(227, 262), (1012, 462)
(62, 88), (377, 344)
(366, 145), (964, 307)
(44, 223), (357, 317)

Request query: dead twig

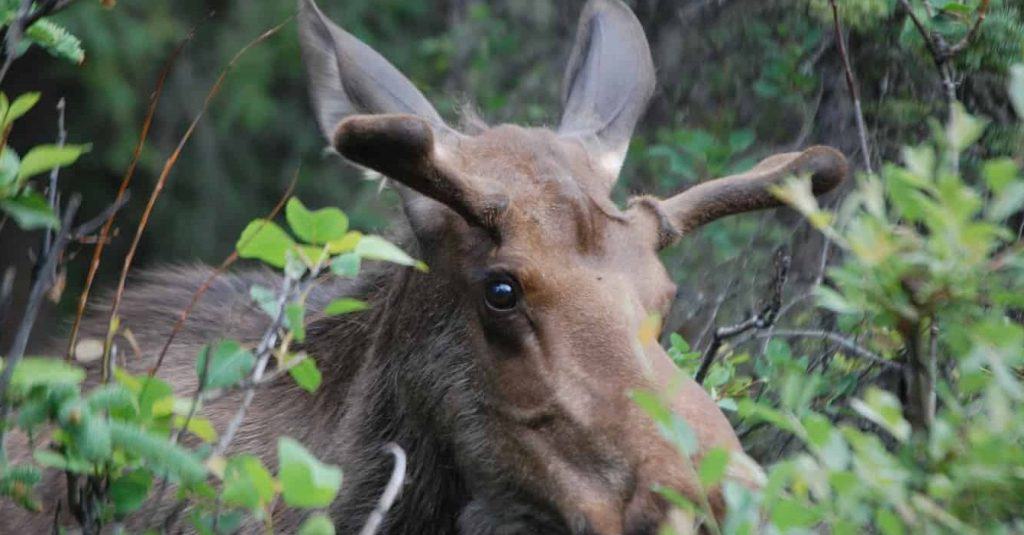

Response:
(100, 19), (290, 382)
(66, 25), (200, 361)
(0, 194), (128, 408)
(828, 0), (873, 174)
(695, 249), (790, 384)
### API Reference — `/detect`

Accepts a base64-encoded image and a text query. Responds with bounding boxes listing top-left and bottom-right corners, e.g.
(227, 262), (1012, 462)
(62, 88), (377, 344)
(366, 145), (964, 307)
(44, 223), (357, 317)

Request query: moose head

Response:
(298, 0), (846, 532)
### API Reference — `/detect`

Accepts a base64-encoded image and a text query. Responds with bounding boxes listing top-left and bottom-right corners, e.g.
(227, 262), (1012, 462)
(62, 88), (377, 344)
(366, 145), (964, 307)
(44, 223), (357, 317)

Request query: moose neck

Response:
(316, 244), (481, 533)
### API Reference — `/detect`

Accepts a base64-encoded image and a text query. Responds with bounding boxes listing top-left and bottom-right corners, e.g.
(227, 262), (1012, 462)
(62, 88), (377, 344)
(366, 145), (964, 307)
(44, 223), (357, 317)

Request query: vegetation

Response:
(1, 0), (1022, 533)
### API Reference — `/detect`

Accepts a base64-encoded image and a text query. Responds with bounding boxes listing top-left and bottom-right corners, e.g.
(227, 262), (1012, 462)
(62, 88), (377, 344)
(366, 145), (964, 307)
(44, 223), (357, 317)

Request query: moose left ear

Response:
(656, 146), (847, 247)
(558, 0), (655, 185)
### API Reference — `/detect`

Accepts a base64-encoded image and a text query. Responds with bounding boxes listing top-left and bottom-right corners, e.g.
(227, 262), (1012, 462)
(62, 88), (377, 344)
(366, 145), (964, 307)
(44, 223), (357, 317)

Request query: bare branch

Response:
(754, 329), (897, 369)
(100, 19), (289, 382)
(946, 0), (991, 57)
(828, 0), (874, 174)
(696, 249), (789, 384)
(66, 23), (201, 361)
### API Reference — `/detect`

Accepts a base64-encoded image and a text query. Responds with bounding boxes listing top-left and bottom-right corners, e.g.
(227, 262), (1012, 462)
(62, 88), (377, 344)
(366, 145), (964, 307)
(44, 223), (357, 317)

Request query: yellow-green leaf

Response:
(17, 144), (90, 182)
(236, 220), (295, 268)
(286, 198), (348, 245)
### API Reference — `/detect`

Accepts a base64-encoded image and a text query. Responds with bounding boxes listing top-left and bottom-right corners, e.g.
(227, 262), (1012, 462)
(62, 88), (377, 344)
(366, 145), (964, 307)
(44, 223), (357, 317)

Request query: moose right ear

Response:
(297, 0), (446, 139)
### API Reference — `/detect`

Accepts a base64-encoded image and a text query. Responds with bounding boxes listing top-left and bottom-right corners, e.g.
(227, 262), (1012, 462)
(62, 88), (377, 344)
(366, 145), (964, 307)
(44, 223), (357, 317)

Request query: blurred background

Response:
(2, 0), (1021, 375)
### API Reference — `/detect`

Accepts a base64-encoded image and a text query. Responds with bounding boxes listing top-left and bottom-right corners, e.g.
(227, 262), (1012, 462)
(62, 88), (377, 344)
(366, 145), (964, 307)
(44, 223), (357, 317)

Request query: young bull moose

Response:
(4, 0), (846, 532)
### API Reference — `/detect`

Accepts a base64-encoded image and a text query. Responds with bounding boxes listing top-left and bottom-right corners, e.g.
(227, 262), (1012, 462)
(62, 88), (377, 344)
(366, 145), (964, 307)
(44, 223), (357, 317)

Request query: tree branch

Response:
(828, 0), (874, 174)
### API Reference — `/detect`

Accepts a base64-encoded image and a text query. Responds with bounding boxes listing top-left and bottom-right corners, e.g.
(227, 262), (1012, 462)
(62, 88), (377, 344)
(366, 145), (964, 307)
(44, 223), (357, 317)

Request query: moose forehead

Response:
(451, 124), (634, 253)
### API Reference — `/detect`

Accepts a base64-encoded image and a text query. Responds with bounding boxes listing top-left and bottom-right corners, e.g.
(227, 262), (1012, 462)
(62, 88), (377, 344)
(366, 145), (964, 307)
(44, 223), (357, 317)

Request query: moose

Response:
(4, 0), (846, 532)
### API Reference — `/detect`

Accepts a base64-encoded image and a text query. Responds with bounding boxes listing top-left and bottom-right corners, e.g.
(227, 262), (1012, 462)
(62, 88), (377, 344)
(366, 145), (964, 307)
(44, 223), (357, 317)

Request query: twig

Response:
(0, 195), (127, 405)
(0, 0), (34, 85)
(828, 0), (873, 174)
(43, 99), (67, 260)
(695, 249), (789, 384)
(66, 26), (199, 361)
(211, 276), (294, 457)
(358, 444), (408, 535)
(0, 266), (14, 329)
(100, 19), (290, 382)
(149, 167), (298, 376)
(754, 329), (897, 369)
(897, 0), (989, 106)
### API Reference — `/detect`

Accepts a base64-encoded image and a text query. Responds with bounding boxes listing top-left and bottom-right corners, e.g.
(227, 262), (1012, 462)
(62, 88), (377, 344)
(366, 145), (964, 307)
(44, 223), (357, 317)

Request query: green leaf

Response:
(323, 297), (368, 316)
(25, 18), (84, 64)
(2, 92), (40, 127)
(294, 244), (330, 268)
(326, 230), (362, 254)
(946, 102), (986, 152)
(109, 470), (152, 516)
(1009, 64), (1024, 118)
(983, 158), (1018, 193)
(0, 357), (84, 397)
(0, 145), (20, 189)
(236, 220), (295, 268)
(286, 303), (306, 342)
(288, 356), (322, 393)
(286, 198), (348, 245)
(988, 182), (1024, 222)
(355, 235), (426, 271)
(32, 449), (92, 474)
(330, 252), (361, 278)
(250, 285), (278, 318)
(174, 415), (218, 443)
(17, 144), (89, 182)
(698, 447), (730, 488)
(876, 507), (905, 535)
(771, 498), (822, 530)
(222, 454), (276, 510)
(0, 190), (59, 230)
(298, 514), (336, 535)
(652, 485), (698, 514)
(278, 437), (342, 508)
(195, 340), (255, 390)
(135, 376), (174, 421)
(850, 387), (910, 443)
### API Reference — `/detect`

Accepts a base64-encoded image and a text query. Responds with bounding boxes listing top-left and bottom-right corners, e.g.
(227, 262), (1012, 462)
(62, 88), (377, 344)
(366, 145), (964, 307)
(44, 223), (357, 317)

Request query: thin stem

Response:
(100, 20), (289, 382)
(65, 23), (200, 361)
(828, 0), (874, 174)
(754, 329), (897, 369)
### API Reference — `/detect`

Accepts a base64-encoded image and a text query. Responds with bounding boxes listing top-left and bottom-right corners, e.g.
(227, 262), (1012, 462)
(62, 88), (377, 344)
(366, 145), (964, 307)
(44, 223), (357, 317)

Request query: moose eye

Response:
(484, 277), (518, 311)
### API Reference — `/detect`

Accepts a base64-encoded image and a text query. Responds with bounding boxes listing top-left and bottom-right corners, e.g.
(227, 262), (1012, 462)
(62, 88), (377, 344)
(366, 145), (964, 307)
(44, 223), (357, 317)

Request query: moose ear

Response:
(558, 0), (655, 184)
(657, 146), (847, 247)
(332, 114), (506, 230)
(297, 0), (445, 139)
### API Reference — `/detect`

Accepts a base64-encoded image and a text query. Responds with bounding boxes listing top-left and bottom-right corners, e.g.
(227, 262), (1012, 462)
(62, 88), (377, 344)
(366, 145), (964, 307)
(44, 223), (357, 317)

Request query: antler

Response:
(656, 146), (847, 247)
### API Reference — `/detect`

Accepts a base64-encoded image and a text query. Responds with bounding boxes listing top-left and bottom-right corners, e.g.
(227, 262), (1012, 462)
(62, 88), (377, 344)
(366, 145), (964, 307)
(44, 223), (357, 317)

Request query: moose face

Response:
(299, 0), (846, 532)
